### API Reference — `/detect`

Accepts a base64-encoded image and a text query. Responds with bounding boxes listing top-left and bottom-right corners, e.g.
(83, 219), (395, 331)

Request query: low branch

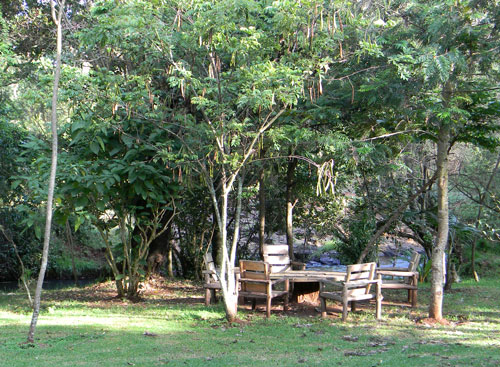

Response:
(357, 171), (438, 263)
(0, 226), (33, 306)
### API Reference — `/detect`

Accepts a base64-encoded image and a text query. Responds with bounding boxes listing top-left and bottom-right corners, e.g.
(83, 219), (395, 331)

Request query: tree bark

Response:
(27, 0), (64, 343)
(429, 122), (450, 321)
(258, 168), (266, 258)
(65, 220), (78, 284)
(286, 156), (298, 260)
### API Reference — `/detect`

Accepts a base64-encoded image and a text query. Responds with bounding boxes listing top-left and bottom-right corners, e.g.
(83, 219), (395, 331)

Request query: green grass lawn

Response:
(1, 278), (499, 367)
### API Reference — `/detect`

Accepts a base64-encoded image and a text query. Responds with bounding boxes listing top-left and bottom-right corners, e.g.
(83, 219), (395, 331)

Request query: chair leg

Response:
(251, 298), (257, 311)
(411, 275), (418, 308)
(376, 282), (382, 320)
(283, 279), (293, 312)
(320, 296), (327, 318)
(342, 299), (349, 321)
(351, 301), (357, 312)
(266, 296), (272, 318)
(205, 289), (211, 306)
(284, 279), (289, 313)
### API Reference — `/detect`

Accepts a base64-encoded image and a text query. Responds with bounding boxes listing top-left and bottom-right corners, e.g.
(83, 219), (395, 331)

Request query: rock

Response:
(319, 254), (340, 265)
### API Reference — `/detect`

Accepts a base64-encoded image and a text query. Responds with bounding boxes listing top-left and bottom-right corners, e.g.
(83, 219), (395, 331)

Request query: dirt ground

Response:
(43, 276), (398, 320)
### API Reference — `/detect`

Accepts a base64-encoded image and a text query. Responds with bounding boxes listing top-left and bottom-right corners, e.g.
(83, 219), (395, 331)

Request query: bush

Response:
(0, 208), (42, 282)
(333, 211), (377, 265)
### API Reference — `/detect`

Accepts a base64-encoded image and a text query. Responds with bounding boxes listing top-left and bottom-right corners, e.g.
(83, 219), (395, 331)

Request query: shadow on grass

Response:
(1, 316), (499, 367)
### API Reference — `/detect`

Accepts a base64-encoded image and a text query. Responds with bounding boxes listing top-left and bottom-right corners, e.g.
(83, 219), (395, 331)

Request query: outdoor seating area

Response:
(203, 246), (422, 320)
(319, 262), (382, 321)
(378, 251), (421, 308)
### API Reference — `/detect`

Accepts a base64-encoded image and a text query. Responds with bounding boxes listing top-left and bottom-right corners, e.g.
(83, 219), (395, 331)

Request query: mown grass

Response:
(1, 277), (499, 367)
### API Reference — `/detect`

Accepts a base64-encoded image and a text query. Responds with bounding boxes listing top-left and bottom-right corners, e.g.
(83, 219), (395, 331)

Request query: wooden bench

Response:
(202, 253), (240, 306)
(378, 251), (421, 308)
(319, 262), (382, 321)
(263, 244), (306, 272)
(202, 253), (220, 306)
(263, 244), (318, 302)
(238, 260), (289, 318)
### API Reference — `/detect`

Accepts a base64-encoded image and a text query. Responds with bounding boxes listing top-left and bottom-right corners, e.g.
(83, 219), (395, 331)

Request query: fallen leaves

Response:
(342, 335), (359, 342)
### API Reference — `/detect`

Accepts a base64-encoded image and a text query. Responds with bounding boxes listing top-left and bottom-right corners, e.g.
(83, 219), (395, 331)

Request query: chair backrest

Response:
(203, 252), (218, 282)
(408, 252), (421, 273)
(239, 260), (270, 294)
(344, 262), (376, 296)
(263, 244), (290, 273)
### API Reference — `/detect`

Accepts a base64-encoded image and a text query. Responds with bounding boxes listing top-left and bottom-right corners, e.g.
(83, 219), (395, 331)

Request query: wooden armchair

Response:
(238, 260), (289, 318)
(319, 262), (382, 321)
(378, 252), (421, 307)
(263, 244), (306, 273)
(202, 253), (220, 306)
(202, 253), (240, 306)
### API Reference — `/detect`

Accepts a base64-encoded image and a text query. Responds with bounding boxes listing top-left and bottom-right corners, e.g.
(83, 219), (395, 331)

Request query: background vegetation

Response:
(0, 0), (499, 323)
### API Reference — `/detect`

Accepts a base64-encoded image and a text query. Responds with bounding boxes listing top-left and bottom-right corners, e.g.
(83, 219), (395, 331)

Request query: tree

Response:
(27, 0), (64, 343)
(352, 0), (500, 320)
(160, 0), (341, 321)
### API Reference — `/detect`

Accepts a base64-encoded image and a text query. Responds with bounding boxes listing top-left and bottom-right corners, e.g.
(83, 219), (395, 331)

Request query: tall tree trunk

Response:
(286, 157), (298, 260)
(258, 168), (266, 258)
(27, 0), (64, 343)
(167, 225), (175, 278)
(429, 122), (450, 321)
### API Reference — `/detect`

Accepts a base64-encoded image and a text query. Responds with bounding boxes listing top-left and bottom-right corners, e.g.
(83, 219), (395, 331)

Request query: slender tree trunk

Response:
(471, 152), (500, 281)
(286, 156), (298, 260)
(27, 0), (64, 343)
(65, 220), (78, 284)
(429, 122), (450, 321)
(167, 225), (175, 278)
(0, 227), (33, 306)
(258, 168), (266, 258)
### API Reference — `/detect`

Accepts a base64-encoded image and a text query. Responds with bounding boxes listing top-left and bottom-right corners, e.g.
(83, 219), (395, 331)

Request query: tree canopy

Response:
(0, 0), (499, 326)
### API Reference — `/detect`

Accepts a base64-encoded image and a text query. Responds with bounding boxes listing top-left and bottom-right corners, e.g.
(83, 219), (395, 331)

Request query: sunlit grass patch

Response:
(1, 276), (500, 367)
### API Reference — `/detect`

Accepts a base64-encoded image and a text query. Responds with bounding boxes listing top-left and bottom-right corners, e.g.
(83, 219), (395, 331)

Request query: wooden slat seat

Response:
(319, 262), (382, 321)
(239, 260), (289, 318)
(378, 251), (421, 307)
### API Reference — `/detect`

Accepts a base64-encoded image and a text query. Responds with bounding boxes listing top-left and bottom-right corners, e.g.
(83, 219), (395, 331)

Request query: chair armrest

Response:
(271, 278), (289, 286)
(378, 270), (418, 277)
(238, 278), (271, 284)
(344, 279), (381, 288)
(291, 261), (306, 270)
(378, 267), (408, 272)
(319, 279), (344, 291)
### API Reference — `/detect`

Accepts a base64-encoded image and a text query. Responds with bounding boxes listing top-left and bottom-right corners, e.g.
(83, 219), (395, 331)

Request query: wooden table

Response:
(270, 270), (346, 303)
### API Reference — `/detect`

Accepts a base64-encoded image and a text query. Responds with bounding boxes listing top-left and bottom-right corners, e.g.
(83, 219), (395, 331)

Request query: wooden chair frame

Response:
(202, 253), (240, 306)
(319, 262), (382, 321)
(378, 252), (421, 308)
(263, 244), (305, 273)
(202, 253), (220, 306)
(238, 260), (289, 318)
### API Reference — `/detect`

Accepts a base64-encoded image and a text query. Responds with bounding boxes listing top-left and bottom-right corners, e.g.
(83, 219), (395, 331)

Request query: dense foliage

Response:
(0, 0), (498, 320)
